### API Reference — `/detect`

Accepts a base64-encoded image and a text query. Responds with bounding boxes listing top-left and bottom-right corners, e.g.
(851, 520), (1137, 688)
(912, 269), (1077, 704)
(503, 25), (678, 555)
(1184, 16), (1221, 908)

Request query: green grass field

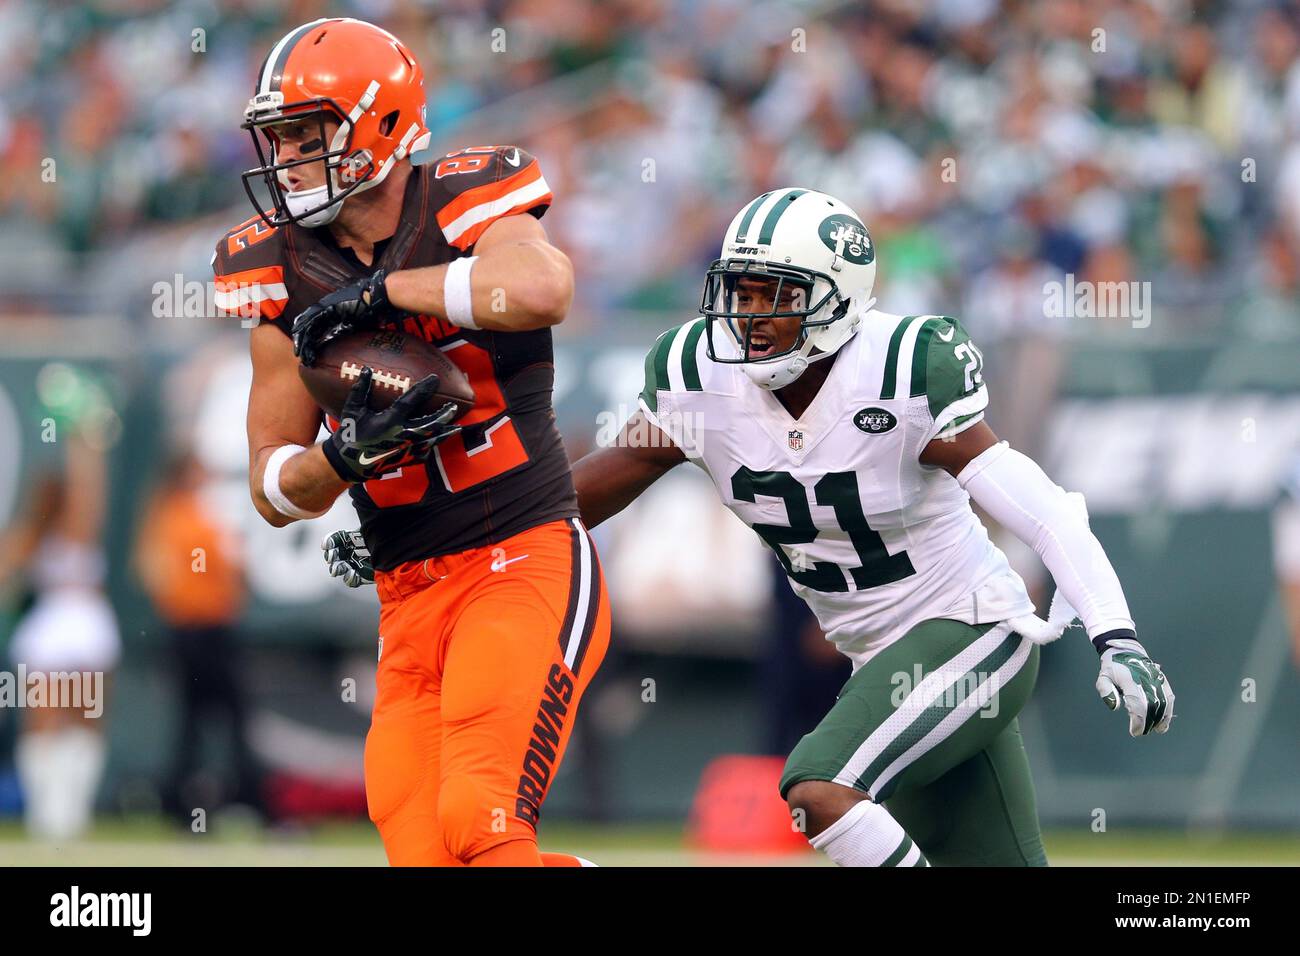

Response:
(1, 819), (1297, 866)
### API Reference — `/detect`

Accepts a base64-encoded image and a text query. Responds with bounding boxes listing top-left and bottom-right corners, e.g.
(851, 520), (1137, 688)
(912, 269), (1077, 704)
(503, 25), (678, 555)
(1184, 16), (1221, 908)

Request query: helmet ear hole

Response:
(379, 110), (399, 136)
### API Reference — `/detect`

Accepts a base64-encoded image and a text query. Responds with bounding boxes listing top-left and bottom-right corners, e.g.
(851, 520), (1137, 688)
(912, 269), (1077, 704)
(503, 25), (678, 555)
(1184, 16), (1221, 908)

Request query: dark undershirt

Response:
(318, 230), (392, 271)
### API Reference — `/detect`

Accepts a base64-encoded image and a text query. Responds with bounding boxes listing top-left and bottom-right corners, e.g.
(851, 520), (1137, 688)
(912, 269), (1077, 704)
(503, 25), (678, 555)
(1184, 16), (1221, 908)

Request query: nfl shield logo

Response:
(787, 429), (804, 451)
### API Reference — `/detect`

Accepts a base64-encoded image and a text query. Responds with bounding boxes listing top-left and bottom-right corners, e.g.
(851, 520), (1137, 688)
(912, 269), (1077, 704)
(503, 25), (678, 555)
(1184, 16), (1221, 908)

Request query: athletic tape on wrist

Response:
(263, 444), (328, 520)
(444, 255), (479, 329)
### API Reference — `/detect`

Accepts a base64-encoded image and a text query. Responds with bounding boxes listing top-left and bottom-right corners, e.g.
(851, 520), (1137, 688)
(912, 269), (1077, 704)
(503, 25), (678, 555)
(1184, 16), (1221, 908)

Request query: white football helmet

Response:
(701, 188), (877, 390)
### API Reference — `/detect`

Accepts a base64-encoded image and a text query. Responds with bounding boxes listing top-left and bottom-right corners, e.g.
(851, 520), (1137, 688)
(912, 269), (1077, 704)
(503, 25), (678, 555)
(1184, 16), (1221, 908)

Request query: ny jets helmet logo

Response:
(818, 215), (874, 265)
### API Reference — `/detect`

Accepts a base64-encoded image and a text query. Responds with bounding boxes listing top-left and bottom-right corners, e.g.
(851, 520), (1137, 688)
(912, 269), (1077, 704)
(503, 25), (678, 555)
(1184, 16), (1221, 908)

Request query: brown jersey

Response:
(212, 145), (579, 571)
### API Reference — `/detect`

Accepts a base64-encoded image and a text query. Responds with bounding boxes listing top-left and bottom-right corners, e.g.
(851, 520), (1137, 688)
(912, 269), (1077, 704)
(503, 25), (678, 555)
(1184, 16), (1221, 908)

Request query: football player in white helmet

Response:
(323, 187), (1175, 867)
(700, 189), (876, 390)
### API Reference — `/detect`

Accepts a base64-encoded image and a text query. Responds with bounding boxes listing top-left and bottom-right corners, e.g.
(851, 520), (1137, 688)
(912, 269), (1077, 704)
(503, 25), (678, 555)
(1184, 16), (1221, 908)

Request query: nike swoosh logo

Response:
(490, 554), (529, 572)
(504, 148), (521, 167)
(937, 325), (955, 342)
(357, 448), (402, 467)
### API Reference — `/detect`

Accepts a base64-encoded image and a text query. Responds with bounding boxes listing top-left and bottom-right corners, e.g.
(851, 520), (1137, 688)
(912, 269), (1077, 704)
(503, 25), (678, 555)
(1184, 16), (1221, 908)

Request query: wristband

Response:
(1092, 628), (1138, 656)
(263, 444), (328, 519)
(444, 255), (479, 329)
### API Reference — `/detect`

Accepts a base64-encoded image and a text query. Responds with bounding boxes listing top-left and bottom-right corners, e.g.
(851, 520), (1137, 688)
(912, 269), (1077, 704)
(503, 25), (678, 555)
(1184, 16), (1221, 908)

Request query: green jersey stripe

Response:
(756, 188), (808, 245)
(639, 344), (658, 412)
(734, 192), (773, 243)
(681, 319), (705, 391)
(653, 328), (675, 393)
(879, 315), (918, 399)
(640, 329), (674, 414)
(881, 834), (914, 868)
(909, 318), (945, 398)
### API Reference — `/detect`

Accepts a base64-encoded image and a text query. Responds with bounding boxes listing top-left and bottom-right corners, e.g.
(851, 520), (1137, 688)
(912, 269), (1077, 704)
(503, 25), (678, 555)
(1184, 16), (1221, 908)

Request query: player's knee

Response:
(437, 775), (529, 862)
(786, 780), (868, 837)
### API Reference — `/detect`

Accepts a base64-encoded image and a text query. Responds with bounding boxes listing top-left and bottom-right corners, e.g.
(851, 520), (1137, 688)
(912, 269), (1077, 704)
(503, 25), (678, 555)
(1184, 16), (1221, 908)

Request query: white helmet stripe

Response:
(259, 19), (328, 96)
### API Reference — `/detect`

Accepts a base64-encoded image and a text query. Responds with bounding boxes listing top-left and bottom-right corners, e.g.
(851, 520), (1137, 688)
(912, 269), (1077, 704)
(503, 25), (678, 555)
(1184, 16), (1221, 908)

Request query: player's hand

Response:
(322, 530), (374, 588)
(322, 367), (462, 482)
(292, 269), (392, 367)
(1095, 635), (1175, 737)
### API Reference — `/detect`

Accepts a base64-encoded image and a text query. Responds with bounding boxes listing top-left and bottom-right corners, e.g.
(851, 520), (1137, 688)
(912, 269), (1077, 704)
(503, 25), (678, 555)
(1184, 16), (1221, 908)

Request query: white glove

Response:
(1095, 636), (1175, 737)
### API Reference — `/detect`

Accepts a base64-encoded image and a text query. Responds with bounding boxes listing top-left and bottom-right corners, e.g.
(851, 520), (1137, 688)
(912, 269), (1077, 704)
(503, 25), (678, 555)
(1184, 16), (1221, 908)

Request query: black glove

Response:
(323, 367), (462, 482)
(292, 269), (392, 367)
(323, 530), (374, 587)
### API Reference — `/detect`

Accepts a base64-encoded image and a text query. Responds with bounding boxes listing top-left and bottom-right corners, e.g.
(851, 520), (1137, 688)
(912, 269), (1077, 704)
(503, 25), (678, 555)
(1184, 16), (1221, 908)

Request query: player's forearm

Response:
(251, 443), (349, 527)
(572, 445), (676, 529)
(384, 240), (573, 332)
(958, 441), (1135, 642)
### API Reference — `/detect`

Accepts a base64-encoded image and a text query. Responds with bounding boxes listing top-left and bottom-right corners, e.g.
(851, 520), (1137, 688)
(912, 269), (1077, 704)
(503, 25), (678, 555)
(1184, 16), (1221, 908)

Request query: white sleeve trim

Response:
(665, 322), (692, 394)
(926, 386), (989, 444)
(638, 394), (667, 433)
(958, 442), (1135, 639)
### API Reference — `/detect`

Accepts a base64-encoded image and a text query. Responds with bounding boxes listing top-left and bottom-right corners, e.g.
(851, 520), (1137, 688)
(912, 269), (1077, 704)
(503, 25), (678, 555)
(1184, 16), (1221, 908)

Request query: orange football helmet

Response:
(241, 18), (433, 228)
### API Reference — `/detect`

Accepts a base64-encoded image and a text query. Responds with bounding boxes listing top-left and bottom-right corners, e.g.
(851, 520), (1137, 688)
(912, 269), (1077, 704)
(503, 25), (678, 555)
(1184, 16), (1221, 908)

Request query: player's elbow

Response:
(251, 488), (296, 528)
(263, 510), (296, 529)
(517, 245), (573, 327)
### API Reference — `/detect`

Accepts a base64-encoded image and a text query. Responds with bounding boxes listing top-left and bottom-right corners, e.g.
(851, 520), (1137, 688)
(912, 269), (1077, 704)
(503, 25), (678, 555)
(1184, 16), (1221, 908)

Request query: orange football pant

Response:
(366, 518), (610, 866)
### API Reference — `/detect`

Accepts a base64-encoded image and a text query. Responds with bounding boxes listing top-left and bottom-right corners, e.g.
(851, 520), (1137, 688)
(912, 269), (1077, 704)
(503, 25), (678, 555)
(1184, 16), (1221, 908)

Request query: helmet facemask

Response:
(240, 94), (377, 229)
(702, 259), (851, 388)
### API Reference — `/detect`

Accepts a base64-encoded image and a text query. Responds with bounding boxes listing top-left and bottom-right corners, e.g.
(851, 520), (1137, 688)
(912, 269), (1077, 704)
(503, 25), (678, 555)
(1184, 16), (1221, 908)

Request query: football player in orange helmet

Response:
(214, 18), (607, 868)
(240, 17), (433, 229)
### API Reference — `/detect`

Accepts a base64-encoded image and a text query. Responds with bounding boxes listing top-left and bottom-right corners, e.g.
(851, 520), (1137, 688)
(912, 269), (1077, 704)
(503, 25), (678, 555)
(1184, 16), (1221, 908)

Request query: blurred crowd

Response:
(0, 0), (1296, 335)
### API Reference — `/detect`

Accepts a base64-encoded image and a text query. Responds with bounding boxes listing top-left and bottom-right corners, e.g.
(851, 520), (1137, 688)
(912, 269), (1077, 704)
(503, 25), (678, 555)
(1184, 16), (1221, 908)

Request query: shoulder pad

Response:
(430, 145), (553, 251)
(918, 315), (984, 418)
(210, 215), (288, 322)
(640, 318), (707, 413)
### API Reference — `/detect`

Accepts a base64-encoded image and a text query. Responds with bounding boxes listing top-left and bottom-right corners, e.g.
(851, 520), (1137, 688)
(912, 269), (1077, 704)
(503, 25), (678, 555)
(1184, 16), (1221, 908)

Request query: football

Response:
(298, 328), (476, 421)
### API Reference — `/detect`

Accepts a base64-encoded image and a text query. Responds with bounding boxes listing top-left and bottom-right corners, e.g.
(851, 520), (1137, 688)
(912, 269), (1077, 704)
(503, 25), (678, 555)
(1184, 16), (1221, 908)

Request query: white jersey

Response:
(638, 308), (1035, 670)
